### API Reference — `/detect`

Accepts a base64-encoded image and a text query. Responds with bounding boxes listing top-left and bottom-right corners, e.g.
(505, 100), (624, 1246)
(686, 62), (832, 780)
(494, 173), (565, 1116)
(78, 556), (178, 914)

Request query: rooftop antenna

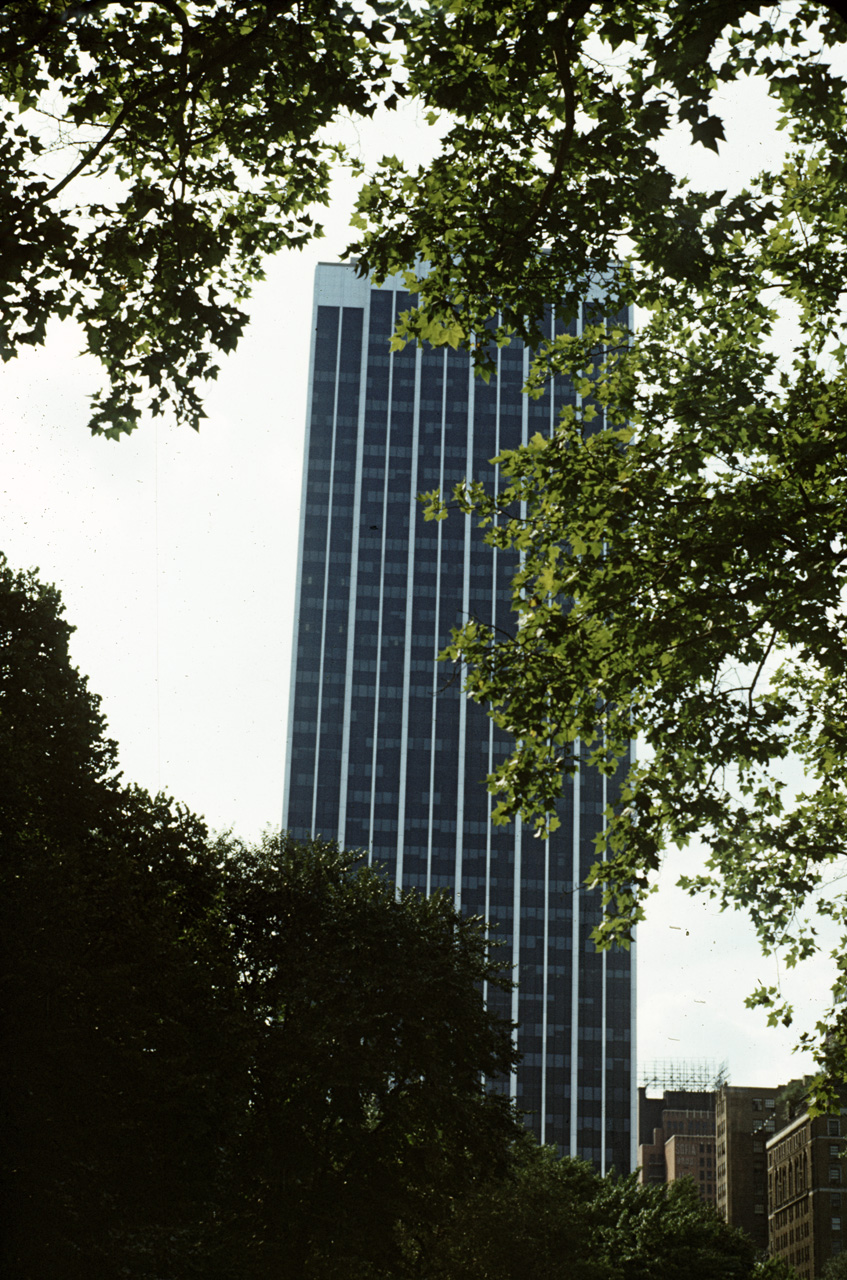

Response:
(639, 1059), (730, 1092)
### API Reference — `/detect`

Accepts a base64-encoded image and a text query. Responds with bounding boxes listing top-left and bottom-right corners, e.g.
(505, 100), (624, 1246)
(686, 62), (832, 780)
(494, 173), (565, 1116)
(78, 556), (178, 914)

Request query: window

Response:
(765, 1098), (776, 1110)
(829, 1120), (842, 1137)
(834, 1217), (842, 1233)
(832, 1145), (841, 1157)
(831, 1167), (842, 1185)
(753, 1099), (763, 1112)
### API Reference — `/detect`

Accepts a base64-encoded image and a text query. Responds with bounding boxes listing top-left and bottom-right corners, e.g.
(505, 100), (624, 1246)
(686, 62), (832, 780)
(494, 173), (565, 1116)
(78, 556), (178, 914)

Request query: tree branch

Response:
(42, 105), (131, 202)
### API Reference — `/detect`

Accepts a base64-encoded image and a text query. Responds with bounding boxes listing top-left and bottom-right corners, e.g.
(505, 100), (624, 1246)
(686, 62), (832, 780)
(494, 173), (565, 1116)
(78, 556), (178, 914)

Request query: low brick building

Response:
(767, 1101), (847, 1279)
(715, 1084), (785, 1251)
(637, 1088), (717, 1204)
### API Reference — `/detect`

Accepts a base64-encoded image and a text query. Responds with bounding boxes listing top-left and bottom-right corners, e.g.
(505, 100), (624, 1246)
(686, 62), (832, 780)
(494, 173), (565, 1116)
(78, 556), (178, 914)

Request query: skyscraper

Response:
(283, 262), (636, 1170)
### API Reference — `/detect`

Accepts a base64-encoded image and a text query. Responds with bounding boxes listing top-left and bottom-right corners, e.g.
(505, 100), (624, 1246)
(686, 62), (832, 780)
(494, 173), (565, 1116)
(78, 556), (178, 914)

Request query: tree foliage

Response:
(11, 0), (843, 436)
(425, 1138), (763, 1280)
(0, 0), (400, 434)
(820, 1253), (847, 1280)
(426, 1141), (609, 1280)
(209, 831), (521, 1280)
(349, 0), (847, 1097)
(0, 557), (521, 1277)
(0, 551), (120, 836)
(754, 1260), (801, 1280)
(591, 1174), (757, 1280)
(0, 553), (237, 1275)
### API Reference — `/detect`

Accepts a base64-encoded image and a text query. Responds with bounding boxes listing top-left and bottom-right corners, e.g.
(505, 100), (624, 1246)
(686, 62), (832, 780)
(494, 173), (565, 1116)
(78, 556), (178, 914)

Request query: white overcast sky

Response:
(2, 64), (842, 1091)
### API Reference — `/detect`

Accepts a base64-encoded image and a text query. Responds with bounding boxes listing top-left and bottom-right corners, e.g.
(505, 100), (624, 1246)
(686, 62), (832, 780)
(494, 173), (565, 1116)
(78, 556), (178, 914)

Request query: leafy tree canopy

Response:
(3, 0), (845, 435)
(821, 1253), (847, 1280)
(425, 1137), (765, 1280)
(0, 0), (400, 434)
(754, 1260), (802, 1280)
(349, 0), (847, 1101)
(0, 551), (522, 1278)
(210, 830), (521, 1280)
(0, 550), (120, 837)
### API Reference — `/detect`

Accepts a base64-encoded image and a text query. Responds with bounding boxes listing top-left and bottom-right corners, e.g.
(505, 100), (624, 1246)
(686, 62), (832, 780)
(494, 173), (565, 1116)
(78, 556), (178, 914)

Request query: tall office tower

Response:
(284, 263), (636, 1170)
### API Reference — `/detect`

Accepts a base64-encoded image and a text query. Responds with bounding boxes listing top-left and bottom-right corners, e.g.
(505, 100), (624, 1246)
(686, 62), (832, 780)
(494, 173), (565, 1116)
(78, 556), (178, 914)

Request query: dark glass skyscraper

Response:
(283, 263), (636, 1170)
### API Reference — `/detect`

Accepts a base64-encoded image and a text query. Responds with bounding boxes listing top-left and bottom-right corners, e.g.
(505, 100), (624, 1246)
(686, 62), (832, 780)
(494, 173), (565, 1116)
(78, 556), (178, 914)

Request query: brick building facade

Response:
(767, 1102), (847, 1279)
(637, 1088), (716, 1204)
(715, 1084), (784, 1251)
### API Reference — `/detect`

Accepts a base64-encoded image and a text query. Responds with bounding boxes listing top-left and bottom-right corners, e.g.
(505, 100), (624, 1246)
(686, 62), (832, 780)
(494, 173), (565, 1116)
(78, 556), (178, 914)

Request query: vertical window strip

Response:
(311, 307), (343, 838)
(395, 342), (423, 894)
(427, 348), (448, 899)
(484, 339), (502, 1010)
(368, 298), (395, 865)
(483, 708), (493, 1018)
(510, 811), (522, 1103)
(511, 340), (529, 1105)
(540, 307), (556, 1149)
(601, 764), (608, 1176)
(454, 356), (475, 912)
(600, 460), (612, 1171)
(337, 296), (371, 849)
(282, 288), (321, 830)
(569, 300), (584, 1157)
(629, 736), (639, 1172)
(570, 740), (581, 1157)
(541, 834), (550, 1146)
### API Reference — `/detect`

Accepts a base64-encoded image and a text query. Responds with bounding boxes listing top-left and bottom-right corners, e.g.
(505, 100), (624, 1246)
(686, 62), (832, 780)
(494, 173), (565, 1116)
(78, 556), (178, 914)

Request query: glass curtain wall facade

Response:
(283, 262), (636, 1170)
